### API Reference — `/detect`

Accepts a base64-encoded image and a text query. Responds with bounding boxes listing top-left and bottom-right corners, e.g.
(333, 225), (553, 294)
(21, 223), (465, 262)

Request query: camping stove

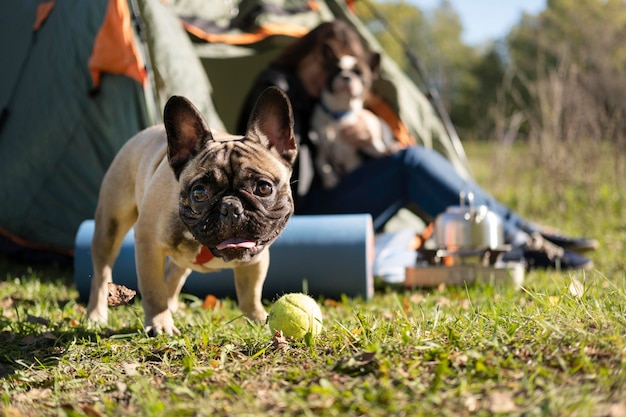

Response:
(404, 245), (524, 287)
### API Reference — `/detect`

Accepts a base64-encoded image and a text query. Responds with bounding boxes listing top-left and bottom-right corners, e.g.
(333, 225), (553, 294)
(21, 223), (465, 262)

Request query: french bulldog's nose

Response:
(220, 198), (243, 220)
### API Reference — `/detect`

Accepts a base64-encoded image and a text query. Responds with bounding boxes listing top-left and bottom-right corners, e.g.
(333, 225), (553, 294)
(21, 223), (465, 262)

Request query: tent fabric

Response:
(0, 0), (471, 257)
(0, 0), (221, 254)
(33, 1), (55, 31)
(88, 0), (147, 88)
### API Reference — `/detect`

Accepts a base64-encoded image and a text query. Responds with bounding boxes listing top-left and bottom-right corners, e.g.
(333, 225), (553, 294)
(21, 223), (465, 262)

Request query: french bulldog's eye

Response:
(191, 185), (210, 202)
(255, 181), (273, 197)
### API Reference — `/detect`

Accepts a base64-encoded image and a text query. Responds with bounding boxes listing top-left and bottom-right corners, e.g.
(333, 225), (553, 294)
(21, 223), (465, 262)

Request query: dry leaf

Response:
(609, 403), (626, 417)
(272, 331), (290, 350)
(0, 297), (14, 309)
(464, 395), (478, 412)
(323, 299), (341, 308)
(202, 294), (221, 311)
(14, 388), (52, 402)
(403, 297), (410, 315)
(1, 407), (23, 417)
(437, 297), (450, 308)
(487, 391), (517, 413)
(122, 362), (140, 376)
(80, 404), (108, 417)
(409, 293), (425, 304)
(333, 351), (378, 376)
(107, 283), (136, 307)
(568, 277), (585, 298)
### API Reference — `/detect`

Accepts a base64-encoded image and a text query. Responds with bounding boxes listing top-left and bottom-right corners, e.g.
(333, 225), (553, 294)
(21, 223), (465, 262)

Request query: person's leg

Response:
(297, 146), (593, 270)
(299, 146), (529, 243)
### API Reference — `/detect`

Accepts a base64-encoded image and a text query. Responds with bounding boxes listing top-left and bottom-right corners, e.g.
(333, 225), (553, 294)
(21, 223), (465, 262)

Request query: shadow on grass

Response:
(0, 253), (144, 381)
(0, 322), (142, 380)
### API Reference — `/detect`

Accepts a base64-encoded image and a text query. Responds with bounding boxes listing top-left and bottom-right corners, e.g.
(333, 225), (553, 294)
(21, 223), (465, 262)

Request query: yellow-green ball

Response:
(268, 293), (323, 339)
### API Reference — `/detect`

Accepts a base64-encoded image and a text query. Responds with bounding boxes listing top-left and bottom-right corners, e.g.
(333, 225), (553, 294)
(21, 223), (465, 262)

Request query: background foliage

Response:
(358, 0), (626, 152)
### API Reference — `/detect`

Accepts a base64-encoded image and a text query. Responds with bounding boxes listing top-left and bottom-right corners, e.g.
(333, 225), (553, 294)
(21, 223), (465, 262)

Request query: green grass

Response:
(1, 142), (625, 416)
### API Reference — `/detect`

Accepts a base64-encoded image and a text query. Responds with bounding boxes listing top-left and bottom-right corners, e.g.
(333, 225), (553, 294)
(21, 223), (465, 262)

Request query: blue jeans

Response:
(298, 146), (531, 245)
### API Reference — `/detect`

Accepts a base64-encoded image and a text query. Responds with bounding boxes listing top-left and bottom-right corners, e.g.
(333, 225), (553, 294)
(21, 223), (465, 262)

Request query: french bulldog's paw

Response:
(144, 311), (180, 337)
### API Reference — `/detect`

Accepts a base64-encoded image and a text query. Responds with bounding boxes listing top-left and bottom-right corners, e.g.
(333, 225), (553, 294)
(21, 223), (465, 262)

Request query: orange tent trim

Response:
(366, 93), (417, 148)
(33, 1), (55, 31)
(181, 20), (310, 45)
(0, 228), (74, 257)
(88, 0), (146, 88)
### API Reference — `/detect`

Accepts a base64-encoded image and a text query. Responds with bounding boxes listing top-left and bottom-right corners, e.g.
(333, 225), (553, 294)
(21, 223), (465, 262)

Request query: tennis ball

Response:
(268, 293), (323, 339)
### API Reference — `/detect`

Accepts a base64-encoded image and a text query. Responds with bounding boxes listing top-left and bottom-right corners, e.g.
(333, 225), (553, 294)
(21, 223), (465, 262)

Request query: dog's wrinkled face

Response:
(163, 87), (297, 262)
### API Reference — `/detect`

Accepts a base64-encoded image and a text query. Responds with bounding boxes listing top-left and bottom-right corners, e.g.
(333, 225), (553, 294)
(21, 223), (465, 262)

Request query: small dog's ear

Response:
(321, 42), (339, 67)
(369, 52), (381, 78)
(246, 87), (298, 166)
(164, 96), (213, 179)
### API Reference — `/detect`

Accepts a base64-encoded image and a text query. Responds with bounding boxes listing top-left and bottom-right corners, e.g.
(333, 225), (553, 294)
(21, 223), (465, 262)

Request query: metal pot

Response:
(434, 192), (504, 251)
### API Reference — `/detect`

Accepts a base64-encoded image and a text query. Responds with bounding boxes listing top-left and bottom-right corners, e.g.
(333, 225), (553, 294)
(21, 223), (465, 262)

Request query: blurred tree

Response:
(355, 0), (500, 139)
(506, 0), (626, 143)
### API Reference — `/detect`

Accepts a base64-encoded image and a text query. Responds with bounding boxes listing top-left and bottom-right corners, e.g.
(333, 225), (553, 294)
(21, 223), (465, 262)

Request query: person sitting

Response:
(237, 19), (597, 270)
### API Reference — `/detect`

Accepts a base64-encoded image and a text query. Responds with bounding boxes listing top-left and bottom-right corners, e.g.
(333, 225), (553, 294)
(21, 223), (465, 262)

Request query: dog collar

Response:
(194, 246), (214, 265)
(319, 99), (353, 120)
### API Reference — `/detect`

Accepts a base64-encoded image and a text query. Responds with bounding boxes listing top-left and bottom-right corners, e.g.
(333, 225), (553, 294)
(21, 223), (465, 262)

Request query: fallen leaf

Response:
(107, 283), (136, 307)
(568, 277), (585, 298)
(323, 299), (341, 308)
(13, 388), (52, 402)
(0, 297), (14, 309)
(122, 362), (140, 376)
(609, 403), (626, 417)
(333, 351), (378, 376)
(202, 294), (221, 311)
(464, 395), (478, 412)
(409, 293), (425, 304)
(81, 404), (108, 417)
(403, 297), (410, 315)
(437, 297), (450, 308)
(272, 331), (290, 351)
(1, 407), (23, 417)
(487, 391), (517, 413)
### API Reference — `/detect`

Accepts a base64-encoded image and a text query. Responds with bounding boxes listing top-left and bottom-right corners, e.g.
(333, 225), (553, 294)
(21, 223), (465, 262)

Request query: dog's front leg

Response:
(135, 241), (179, 336)
(164, 261), (192, 313)
(87, 215), (136, 324)
(233, 250), (270, 322)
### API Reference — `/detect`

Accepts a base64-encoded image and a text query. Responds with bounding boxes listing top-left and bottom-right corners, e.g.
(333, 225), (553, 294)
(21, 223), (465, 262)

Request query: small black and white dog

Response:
(310, 44), (396, 189)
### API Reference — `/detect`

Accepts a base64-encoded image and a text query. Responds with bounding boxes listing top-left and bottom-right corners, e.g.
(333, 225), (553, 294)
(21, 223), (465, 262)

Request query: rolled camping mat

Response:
(74, 214), (374, 302)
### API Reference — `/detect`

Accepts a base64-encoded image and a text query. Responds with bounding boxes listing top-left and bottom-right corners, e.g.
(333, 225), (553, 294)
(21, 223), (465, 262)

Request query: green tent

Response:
(0, 0), (470, 259)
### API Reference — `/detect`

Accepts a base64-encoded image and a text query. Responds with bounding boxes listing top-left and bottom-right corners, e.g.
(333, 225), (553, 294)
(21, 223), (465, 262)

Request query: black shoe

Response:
(502, 246), (593, 271)
(502, 232), (593, 271)
(540, 232), (598, 254)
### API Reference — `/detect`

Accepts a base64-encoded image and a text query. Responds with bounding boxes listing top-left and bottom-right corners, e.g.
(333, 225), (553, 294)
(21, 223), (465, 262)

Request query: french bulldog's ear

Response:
(246, 87), (297, 166)
(164, 96), (213, 179)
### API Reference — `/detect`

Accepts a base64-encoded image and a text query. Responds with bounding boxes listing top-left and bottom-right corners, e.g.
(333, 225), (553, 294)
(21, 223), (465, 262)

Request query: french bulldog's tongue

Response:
(216, 238), (256, 250)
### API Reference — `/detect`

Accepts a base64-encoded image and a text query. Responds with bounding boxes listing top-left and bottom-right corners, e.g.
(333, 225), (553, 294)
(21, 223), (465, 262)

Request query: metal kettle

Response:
(434, 192), (504, 251)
